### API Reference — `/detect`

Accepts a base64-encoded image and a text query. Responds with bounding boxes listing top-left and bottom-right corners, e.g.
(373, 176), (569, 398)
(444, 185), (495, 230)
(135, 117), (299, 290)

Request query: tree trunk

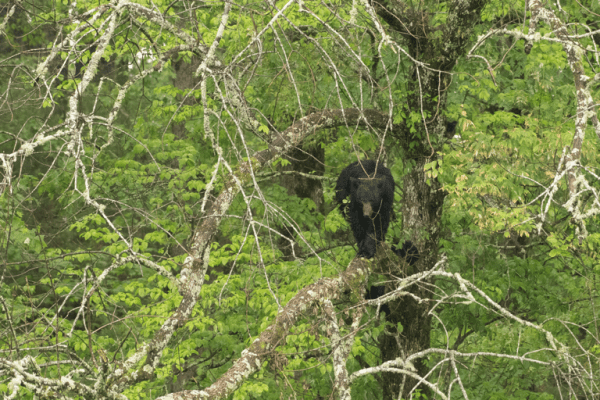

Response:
(373, 0), (489, 396)
(280, 144), (325, 213)
(172, 56), (201, 140)
(380, 156), (445, 398)
(278, 144), (325, 259)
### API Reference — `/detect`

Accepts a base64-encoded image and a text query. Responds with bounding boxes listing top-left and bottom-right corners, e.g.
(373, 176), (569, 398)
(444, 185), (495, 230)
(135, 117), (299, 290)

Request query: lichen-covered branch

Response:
(323, 299), (363, 400)
(155, 257), (370, 400)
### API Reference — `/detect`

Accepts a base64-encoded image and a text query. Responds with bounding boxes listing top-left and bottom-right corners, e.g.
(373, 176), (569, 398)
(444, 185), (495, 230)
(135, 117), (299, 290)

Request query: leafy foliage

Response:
(1, 0), (599, 399)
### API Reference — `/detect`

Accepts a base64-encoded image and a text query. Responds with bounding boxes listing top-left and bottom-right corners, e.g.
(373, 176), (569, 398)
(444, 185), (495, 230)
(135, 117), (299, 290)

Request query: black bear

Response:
(335, 160), (395, 258)
(393, 240), (420, 265)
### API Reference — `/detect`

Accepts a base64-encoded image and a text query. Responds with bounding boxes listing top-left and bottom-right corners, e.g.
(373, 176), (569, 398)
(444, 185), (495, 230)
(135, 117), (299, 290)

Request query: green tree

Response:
(0, 0), (599, 399)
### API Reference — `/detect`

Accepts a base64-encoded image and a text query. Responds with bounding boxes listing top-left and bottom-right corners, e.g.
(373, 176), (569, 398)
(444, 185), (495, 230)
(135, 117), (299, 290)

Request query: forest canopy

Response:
(0, 0), (599, 399)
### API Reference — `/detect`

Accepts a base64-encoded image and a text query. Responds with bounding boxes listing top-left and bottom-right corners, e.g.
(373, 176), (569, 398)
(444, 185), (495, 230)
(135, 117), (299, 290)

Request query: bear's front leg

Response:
(357, 234), (377, 259)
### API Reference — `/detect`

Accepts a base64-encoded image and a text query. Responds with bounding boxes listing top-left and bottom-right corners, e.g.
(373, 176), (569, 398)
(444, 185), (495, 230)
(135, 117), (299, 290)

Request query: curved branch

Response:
(111, 107), (397, 390)
(160, 257), (371, 400)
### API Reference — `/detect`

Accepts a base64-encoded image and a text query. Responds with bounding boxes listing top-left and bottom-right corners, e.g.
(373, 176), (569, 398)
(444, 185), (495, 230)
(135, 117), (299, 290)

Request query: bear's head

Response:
(350, 177), (385, 217)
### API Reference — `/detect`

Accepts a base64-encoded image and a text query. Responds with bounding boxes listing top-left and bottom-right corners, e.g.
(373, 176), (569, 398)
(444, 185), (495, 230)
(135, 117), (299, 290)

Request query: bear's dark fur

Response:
(366, 284), (390, 315)
(335, 160), (395, 258)
(393, 240), (420, 265)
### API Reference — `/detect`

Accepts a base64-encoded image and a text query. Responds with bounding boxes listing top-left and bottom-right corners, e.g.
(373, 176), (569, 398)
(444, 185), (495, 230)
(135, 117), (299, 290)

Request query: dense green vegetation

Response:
(0, 0), (599, 399)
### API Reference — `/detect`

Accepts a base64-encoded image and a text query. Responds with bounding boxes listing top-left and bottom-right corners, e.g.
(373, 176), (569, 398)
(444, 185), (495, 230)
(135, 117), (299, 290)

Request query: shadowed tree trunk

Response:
(280, 144), (325, 214)
(172, 56), (201, 140)
(278, 143), (325, 259)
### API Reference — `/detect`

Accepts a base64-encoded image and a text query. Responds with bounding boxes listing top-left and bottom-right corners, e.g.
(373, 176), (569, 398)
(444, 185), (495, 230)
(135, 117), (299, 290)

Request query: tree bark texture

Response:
(374, 0), (489, 398)
(278, 143), (325, 259)
(280, 144), (325, 214)
(172, 56), (201, 140)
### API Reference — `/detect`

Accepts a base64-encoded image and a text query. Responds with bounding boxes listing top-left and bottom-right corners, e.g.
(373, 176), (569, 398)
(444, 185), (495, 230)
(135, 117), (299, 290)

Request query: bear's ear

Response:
(350, 177), (359, 189)
(377, 178), (384, 189)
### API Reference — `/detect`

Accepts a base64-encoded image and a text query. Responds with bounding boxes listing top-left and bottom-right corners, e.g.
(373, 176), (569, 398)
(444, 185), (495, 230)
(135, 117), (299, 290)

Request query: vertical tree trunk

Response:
(280, 144), (325, 213)
(172, 57), (201, 140)
(380, 157), (445, 398)
(278, 144), (325, 259)
(371, 1), (488, 396)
